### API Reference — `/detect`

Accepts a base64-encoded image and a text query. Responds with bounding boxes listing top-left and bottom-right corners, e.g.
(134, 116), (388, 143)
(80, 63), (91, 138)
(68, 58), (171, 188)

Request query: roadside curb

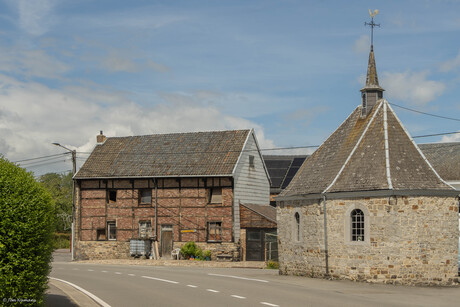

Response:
(49, 278), (109, 307)
(75, 259), (267, 269)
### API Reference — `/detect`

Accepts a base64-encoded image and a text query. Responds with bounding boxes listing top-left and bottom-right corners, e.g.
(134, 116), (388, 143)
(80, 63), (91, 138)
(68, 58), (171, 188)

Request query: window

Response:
(207, 222), (222, 242)
(107, 221), (117, 240)
(139, 189), (152, 205)
(209, 188), (222, 204)
(295, 212), (300, 242)
(139, 221), (152, 238)
(108, 190), (117, 203)
(96, 229), (106, 241)
(351, 209), (364, 241)
(249, 155), (255, 168)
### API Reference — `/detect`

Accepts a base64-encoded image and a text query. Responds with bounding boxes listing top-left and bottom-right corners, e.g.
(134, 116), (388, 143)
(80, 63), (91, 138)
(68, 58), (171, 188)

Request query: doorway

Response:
(160, 225), (173, 258)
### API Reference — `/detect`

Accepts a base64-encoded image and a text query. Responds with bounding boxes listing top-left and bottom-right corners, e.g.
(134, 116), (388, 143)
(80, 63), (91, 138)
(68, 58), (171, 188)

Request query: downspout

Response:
(322, 194), (329, 277)
(154, 178), (158, 239)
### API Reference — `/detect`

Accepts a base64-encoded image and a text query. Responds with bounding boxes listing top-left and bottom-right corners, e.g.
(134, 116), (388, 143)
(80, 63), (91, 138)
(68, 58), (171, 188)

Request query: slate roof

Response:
(240, 203), (277, 223)
(279, 100), (455, 199)
(75, 130), (251, 178)
(419, 142), (460, 181)
(263, 155), (308, 193)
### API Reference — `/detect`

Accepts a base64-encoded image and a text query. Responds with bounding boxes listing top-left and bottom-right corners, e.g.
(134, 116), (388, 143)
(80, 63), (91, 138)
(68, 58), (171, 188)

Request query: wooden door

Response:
(161, 225), (173, 258)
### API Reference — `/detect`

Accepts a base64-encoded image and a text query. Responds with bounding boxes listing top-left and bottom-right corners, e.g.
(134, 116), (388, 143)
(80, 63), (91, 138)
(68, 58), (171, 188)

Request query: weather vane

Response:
(365, 9), (380, 46)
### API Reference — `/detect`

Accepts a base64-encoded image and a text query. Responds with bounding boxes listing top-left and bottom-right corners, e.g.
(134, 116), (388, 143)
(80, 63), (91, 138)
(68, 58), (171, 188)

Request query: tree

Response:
(38, 172), (72, 233)
(0, 156), (55, 306)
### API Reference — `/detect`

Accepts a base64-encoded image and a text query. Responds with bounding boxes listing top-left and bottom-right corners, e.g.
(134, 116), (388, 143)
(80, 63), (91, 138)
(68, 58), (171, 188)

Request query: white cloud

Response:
(0, 47), (69, 79)
(0, 75), (275, 174)
(353, 35), (369, 54)
(441, 131), (460, 142)
(17, 0), (57, 36)
(439, 50), (460, 72)
(101, 52), (170, 73)
(381, 71), (445, 106)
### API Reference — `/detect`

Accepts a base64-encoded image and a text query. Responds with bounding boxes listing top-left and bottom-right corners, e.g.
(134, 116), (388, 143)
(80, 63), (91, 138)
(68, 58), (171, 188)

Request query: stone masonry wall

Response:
(277, 196), (459, 286)
(75, 177), (234, 260)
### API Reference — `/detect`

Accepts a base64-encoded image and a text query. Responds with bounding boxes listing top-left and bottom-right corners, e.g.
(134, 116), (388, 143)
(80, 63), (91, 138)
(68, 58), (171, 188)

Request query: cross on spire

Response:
(365, 9), (380, 46)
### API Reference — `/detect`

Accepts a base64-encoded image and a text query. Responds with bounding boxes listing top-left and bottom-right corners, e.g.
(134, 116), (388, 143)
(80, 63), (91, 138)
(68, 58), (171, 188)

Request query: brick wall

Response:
(277, 196), (459, 286)
(75, 177), (234, 260)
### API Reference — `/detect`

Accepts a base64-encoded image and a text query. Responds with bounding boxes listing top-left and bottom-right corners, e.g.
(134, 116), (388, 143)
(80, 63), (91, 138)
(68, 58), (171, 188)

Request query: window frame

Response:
(139, 189), (152, 205)
(107, 189), (117, 204)
(249, 155), (255, 168)
(294, 212), (300, 242)
(139, 220), (152, 238)
(350, 209), (365, 242)
(107, 221), (117, 241)
(207, 221), (222, 242)
(208, 187), (223, 204)
(345, 204), (369, 245)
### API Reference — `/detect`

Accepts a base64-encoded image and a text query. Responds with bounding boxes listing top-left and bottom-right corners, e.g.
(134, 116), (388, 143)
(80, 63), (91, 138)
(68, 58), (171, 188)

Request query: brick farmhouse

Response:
(73, 129), (271, 260)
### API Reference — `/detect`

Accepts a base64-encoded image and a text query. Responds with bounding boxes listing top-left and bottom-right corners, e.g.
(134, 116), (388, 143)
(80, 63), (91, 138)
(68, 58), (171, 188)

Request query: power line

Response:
(412, 131), (460, 139)
(13, 152), (69, 163)
(389, 102), (460, 122)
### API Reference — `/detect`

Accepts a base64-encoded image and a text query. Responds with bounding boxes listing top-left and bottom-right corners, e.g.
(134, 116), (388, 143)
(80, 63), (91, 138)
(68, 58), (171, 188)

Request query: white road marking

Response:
(115, 272), (122, 274)
(261, 302), (279, 307)
(141, 276), (179, 284)
(206, 289), (219, 293)
(87, 269), (94, 271)
(72, 268), (79, 270)
(101, 270), (108, 273)
(50, 277), (111, 307)
(187, 285), (198, 288)
(231, 295), (246, 299)
(208, 273), (269, 283)
(128, 274), (135, 276)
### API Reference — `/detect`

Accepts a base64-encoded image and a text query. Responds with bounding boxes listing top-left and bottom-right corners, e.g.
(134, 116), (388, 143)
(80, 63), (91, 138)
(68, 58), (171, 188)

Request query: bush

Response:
(0, 157), (55, 306)
(266, 260), (279, 269)
(54, 233), (71, 249)
(180, 241), (201, 259)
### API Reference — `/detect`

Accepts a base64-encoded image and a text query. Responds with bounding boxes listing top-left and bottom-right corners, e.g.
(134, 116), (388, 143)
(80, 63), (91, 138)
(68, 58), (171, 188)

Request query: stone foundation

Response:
(277, 196), (459, 286)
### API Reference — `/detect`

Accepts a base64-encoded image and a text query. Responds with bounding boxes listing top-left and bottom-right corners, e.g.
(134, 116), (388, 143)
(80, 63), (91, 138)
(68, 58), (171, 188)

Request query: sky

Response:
(1, 0), (460, 176)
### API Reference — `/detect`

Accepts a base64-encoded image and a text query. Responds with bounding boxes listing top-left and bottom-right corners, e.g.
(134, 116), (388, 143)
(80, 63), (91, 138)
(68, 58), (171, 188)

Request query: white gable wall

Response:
(232, 131), (270, 242)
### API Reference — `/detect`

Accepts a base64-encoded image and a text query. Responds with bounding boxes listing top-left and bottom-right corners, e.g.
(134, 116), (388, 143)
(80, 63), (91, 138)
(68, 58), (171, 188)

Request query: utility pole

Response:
(52, 143), (76, 261)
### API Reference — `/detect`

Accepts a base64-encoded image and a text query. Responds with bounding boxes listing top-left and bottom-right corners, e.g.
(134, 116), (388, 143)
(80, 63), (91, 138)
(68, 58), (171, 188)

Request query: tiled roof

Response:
(75, 130), (250, 178)
(419, 142), (460, 181)
(263, 155), (308, 193)
(240, 203), (277, 223)
(279, 100), (454, 198)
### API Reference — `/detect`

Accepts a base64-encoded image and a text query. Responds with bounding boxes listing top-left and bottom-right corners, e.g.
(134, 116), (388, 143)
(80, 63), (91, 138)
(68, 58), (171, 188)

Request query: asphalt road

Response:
(50, 259), (460, 307)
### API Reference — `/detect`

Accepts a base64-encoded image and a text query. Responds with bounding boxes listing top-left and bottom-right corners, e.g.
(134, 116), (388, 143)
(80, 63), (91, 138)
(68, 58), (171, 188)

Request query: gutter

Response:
(322, 194), (329, 277)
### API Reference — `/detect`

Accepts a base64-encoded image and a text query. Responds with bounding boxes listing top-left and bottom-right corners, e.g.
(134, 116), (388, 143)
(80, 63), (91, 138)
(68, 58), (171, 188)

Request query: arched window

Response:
(295, 212), (300, 241)
(351, 209), (364, 241)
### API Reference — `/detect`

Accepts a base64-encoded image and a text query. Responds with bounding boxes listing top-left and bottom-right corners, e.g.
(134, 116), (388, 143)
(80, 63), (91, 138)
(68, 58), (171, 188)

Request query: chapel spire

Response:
(360, 9), (384, 116)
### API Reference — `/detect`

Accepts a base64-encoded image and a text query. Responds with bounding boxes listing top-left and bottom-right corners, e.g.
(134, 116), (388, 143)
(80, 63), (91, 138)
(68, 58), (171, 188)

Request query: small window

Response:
(108, 190), (117, 203)
(209, 188), (222, 204)
(139, 189), (152, 205)
(249, 155), (255, 168)
(207, 221), (222, 242)
(139, 221), (152, 238)
(97, 229), (106, 241)
(107, 221), (117, 240)
(295, 212), (300, 242)
(351, 209), (364, 241)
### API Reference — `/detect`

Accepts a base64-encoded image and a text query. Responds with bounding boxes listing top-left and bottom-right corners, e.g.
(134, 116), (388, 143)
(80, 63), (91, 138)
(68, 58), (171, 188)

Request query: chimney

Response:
(96, 130), (106, 144)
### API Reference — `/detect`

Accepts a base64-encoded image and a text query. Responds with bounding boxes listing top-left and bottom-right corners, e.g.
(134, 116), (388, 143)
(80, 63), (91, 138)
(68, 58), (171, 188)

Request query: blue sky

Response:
(1, 0), (460, 175)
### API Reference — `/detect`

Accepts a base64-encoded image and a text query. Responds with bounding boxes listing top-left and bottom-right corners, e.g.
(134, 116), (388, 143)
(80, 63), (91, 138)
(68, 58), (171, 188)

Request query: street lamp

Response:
(52, 143), (76, 261)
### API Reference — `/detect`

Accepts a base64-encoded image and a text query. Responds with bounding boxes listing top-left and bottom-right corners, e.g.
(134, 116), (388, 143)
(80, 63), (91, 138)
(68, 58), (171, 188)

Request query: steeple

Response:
(360, 10), (384, 117)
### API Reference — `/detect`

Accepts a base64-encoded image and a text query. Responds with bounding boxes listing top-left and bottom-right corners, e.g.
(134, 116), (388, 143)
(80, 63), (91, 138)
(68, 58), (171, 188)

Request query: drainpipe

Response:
(322, 194), (329, 277)
(154, 178), (158, 239)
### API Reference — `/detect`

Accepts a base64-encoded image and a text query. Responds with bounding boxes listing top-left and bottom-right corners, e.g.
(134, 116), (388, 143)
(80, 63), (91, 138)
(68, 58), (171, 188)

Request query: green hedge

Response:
(0, 157), (55, 306)
(54, 233), (71, 249)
